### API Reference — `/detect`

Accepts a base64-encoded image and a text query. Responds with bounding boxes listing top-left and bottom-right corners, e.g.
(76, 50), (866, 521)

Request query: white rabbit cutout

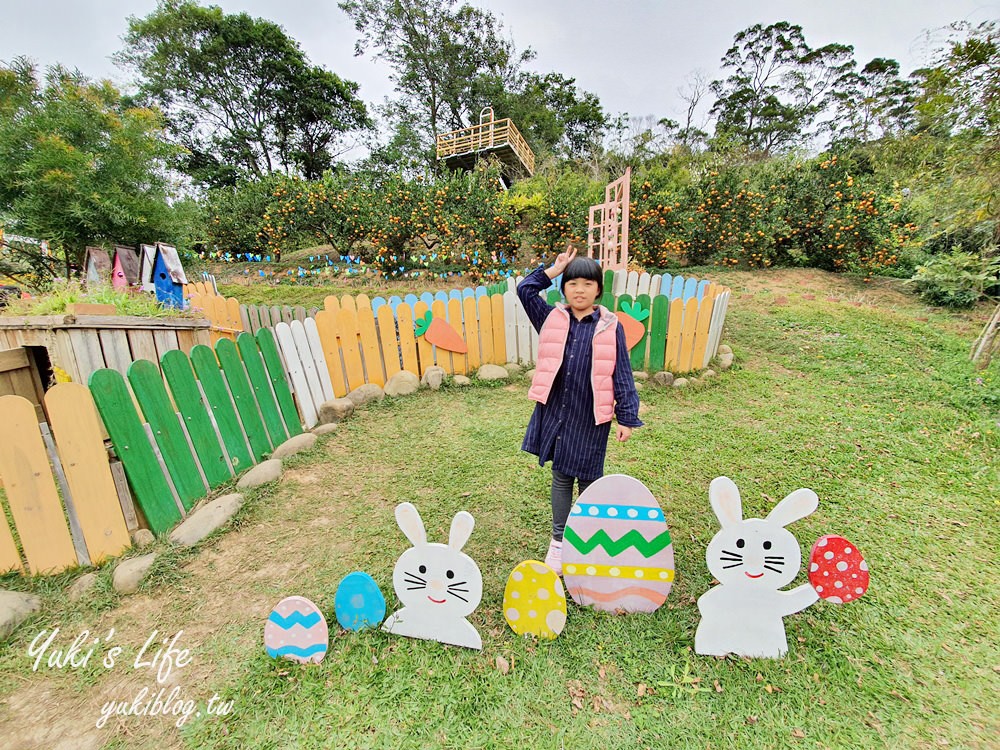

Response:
(381, 502), (483, 650)
(695, 477), (820, 658)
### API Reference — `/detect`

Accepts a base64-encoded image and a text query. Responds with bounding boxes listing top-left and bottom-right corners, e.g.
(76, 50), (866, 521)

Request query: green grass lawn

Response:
(0, 269), (997, 749)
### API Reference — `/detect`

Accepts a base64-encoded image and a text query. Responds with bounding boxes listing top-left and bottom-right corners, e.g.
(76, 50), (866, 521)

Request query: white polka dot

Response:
(852, 574), (858, 578)
(528, 610), (537, 619)
(827, 595), (843, 603)
(810, 563), (818, 572)
(634, 570), (644, 578)
(836, 562), (848, 572)
(659, 571), (669, 579)
(511, 591), (520, 599)
(586, 566), (597, 575)
(546, 610), (566, 635)
(844, 547), (852, 554)
(572, 506), (582, 514)
(512, 571), (523, 581)
(860, 561), (869, 571)
(565, 565), (576, 574)
(506, 608), (520, 621)
(817, 538), (828, 547)
(824, 551), (834, 560)
(607, 507), (618, 517)
(823, 571), (829, 577)
(647, 510), (658, 519)
(834, 580), (843, 588)
(816, 585), (823, 592)
(855, 587), (864, 594)
(609, 567), (621, 577)
(627, 509), (638, 518)
(588, 506), (599, 516)
(537, 588), (550, 600)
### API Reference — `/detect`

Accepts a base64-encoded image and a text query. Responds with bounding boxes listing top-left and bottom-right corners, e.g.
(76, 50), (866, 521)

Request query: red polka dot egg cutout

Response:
(808, 535), (869, 603)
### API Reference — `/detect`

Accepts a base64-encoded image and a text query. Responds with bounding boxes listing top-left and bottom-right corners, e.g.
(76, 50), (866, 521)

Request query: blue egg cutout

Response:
(334, 572), (387, 631)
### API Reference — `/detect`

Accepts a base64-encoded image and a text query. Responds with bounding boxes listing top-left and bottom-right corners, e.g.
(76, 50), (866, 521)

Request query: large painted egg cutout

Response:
(809, 535), (870, 603)
(562, 474), (675, 613)
(334, 572), (387, 631)
(503, 560), (567, 639)
(264, 595), (329, 664)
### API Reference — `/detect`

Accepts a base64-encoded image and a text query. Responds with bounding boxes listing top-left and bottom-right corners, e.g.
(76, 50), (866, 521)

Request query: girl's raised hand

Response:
(552, 245), (578, 275)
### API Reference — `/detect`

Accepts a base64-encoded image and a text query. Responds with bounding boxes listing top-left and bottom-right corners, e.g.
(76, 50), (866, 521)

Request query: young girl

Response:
(517, 246), (643, 574)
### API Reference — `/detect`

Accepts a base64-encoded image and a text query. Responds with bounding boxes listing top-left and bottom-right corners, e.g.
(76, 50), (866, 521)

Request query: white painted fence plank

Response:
(304, 318), (335, 401)
(274, 322), (317, 428)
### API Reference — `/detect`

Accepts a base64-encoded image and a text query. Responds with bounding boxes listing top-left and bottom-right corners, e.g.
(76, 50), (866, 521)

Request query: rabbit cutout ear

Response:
(395, 502), (427, 547)
(449, 511), (475, 551)
(765, 488), (818, 528)
(709, 476), (744, 528)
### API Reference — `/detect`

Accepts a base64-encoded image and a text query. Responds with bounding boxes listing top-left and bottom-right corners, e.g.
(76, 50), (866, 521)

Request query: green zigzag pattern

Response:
(564, 527), (672, 558)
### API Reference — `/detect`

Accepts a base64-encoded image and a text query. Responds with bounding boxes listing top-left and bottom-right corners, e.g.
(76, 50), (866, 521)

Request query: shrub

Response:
(909, 248), (1000, 308)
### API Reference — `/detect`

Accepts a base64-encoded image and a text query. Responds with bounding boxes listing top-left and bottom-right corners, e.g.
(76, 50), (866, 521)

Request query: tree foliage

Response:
(0, 58), (180, 283)
(119, 0), (371, 186)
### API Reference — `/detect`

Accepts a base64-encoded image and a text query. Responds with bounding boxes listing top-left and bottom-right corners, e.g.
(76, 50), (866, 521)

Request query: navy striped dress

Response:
(518, 267), (643, 481)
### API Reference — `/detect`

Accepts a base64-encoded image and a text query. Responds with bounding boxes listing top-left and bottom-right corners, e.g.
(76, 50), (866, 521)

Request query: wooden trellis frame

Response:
(588, 167), (631, 271)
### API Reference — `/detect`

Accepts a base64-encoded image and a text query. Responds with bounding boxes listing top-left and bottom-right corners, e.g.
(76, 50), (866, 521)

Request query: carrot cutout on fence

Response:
(615, 301), (649, 350)
(415, 311), (468, 353)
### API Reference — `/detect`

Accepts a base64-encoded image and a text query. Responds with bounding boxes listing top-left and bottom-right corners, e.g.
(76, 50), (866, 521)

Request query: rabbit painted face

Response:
(706, 520), (801, 588)
(394, 545), (482, 615)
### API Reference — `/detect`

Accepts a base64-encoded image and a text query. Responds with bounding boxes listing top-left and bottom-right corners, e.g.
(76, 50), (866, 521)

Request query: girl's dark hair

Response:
(560, 256), (604, 298)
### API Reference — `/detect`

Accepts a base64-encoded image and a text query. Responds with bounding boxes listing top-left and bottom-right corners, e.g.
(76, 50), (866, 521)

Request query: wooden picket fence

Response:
(185, 269), (730, 400)
(0, 328), (303, 575)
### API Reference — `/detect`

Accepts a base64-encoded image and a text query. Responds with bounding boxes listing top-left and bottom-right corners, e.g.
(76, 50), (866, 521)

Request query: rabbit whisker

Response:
(721, 562), (744, 569)
(763, 564), (784, 574)
(718, 555), (742, 562)
(721, 550), (744, 558)
(447, 591), (469, 603)
(404, 572), (427, 583)
(403, 576), (426, 584)
(405, 585), (427, 590)
(763, 556), (784, 561)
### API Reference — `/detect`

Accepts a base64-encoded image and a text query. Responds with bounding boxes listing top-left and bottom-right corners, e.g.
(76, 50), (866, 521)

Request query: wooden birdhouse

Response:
(111, 246), (140, 291)
(83, 247), (112, 286)
(152, 243), (188, 309)
(138, 244), (157, 293)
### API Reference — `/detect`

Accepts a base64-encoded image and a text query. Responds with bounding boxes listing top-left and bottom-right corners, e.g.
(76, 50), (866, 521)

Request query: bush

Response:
(909, 248), (1000, 308)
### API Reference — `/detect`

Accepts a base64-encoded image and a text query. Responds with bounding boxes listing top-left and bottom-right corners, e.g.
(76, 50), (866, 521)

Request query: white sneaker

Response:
(544, 538), (563, 575)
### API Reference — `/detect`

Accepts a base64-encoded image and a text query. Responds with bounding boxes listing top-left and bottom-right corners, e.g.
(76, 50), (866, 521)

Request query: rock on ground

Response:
(272, 433), (317, 459)
(718, 344), (733, 355)
(347, 384), (385, 407)
(169, 493), (245, 548)
(0, 590), (41, 640)
(112, 553), (157, 595)
(131, 529), (155, 548)
(652, 371), (675, 387)
(633, 371), (649, 380)
(237, 459), (282, 489)
(717, 353), (734, 370)
(421, 366), (446, 390)
(673, 378), (689, 388)
(318, 398), (354, 424)
(68, 573), (98, 601)
(453, 375), (472, 386)
(313, 423), (339, 435)
(384, 371), (420, 396)
(477, 364), (510, 381)
(505, 362), (523, 374)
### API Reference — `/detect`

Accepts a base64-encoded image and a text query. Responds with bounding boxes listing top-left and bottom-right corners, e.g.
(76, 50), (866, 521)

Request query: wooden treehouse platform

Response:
(436, 109), (535, 187)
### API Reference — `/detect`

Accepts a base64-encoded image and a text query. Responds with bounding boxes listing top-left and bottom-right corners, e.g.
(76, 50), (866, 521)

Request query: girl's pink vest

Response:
(528, 303), (619, 425)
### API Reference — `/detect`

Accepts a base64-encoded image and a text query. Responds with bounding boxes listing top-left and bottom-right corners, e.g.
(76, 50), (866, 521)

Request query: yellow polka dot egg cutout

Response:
(503, 561), (568, 640)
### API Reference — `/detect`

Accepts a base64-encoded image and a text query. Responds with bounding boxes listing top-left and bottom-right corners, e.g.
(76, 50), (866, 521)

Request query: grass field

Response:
(0, 268), (997, 749)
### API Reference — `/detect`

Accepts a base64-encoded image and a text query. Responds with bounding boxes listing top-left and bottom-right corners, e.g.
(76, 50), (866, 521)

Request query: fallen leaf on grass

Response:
(746, 716), (758, 725)
(713, 680), (723, 693)
(636, 683), (647, 697)
(495, 655), (510, 674)
(791, 728), (806, 738)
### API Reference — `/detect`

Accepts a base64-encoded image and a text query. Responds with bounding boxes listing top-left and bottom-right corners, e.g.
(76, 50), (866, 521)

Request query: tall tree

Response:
(710, 22), (855, 155)
(826, 58), (914, 144)
(0, 59), (180, 281)
(118, 0), (370, 186)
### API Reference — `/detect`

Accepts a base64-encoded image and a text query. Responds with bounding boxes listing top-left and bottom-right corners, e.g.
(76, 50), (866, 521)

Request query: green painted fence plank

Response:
(190, 345), (254, 473)
(546, 289), (561, 305)
(601, 270), (615, 310)
(237, 332), (287, 447)
(88, 369), (180, 534)
(161, 350), (232, 489)
(631, 293), (652, 371)
(215, 338), (271, 460)
(128, 360), (204, 510)
(648, 295), (670, 372)
(256, 328), (302, 437)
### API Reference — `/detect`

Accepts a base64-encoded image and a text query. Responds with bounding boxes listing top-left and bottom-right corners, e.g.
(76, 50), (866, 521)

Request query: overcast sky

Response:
(5, 0), (998, 143)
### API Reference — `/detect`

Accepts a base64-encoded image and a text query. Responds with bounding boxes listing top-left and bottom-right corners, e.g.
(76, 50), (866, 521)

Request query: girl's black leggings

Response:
(551, 469), (597, 541)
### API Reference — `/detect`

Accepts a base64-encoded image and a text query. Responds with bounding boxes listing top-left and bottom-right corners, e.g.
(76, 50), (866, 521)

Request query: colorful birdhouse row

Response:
(264, 476), (870, 665)
(83, 242), (189, 309)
